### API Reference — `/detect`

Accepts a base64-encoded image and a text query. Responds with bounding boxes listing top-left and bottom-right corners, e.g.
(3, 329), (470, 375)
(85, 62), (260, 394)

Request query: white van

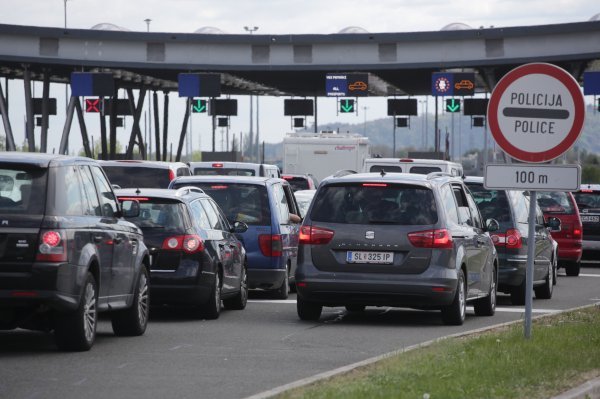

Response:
(188, 161), (281, 178)
(363, 158), (463, 177)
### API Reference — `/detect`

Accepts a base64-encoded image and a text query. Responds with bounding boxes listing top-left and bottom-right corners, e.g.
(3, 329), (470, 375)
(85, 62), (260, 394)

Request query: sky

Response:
(0, 0), (599, 156)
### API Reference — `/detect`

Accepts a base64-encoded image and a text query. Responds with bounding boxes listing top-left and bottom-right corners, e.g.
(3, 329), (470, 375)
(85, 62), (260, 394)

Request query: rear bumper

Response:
(582, 239), (600, 251)
(150, 271), (214, 305)
(557, 246), (582, 263)
(497, 257), (526, 290)
(248, 269), (287, 290)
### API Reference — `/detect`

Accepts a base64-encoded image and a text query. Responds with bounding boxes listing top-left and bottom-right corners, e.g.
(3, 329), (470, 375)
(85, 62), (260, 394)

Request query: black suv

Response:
(116, 187), (248, 319)
(0, 153), (149, 351)
(296, 171), (499, 325)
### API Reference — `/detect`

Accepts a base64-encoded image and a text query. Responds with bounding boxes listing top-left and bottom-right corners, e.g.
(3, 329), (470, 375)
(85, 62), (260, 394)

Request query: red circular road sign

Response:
(488, 63), (585, 163)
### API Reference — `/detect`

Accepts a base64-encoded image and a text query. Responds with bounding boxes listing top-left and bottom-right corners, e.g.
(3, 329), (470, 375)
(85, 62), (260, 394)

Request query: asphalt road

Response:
(1, 265), (599, 399)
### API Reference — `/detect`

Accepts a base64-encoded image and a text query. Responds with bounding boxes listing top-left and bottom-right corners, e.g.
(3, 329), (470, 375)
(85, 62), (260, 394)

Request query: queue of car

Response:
(0, 155), (592, 352)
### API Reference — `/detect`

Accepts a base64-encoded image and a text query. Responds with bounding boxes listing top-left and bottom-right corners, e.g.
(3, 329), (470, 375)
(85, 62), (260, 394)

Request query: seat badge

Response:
(365, 231), (375, 240)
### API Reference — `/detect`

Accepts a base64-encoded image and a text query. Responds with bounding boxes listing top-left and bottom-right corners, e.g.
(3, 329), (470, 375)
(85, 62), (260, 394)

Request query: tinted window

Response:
(193, 168), (256, 176)
(368, 165), (402, 173)
(189, 199), (212, 231)
(467, 184), (512, 224)
(172, 182), (270, 225)
(176, 167), (191, 177)
(102, 165), (170, 188)
(56, 165), (84, 216)
(440, 184), (459, 225)
(79, 165), (102, 216)
(91, 166), (118, 217)
(200, 198), (223, 230)
(511, 191), (530, 224)
(283, 177), (309, 191)
(574, 190), (600, 211)
(409, 166), (442, 174)
(0, 166), (46, 215)
(273, 183), (290, 223)
(537, 191), (575, 214)
(310, 183), (437, 225)
(128, 200), (185, 232)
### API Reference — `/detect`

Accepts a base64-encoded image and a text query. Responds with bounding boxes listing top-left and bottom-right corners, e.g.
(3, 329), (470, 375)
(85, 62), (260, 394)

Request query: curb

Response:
(244, 303), (600, 399)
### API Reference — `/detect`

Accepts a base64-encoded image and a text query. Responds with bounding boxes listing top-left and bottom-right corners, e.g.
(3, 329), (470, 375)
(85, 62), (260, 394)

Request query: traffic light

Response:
(85, 98), (102, 113)
(191, 99), (207, 113)
(445, 98), (461, 113)
(339, 98), (355, 113)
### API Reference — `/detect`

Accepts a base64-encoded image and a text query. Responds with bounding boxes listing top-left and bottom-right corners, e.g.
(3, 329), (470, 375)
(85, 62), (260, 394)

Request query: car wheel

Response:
(565, 261), (580, 277)
(111, 267), (150, 336)
(345, 305), (366, 312)
(297, 297), (322, 321)
(473, 267), (496, 316)
(201, 271), (221, 319)
(273, 267), (289, 300)
(54, 272), (97, 351)
(223, 264), (248, 310)
(534, 261), (554, 299)
(510, 280), (526, 306)
(441, 269), (466, 325)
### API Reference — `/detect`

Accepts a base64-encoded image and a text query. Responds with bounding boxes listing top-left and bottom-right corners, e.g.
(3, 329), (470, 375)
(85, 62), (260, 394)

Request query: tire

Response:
(297, 297), (322, 321)
(565, 261), (580, 277)
(54, 272), (98, 351)
(473, 267), (497, 316)
(111, 267), (150, 336)
(510, 280), (526, 306)
(441, 269), (466, 325)
(273, 267), (289, 300)
(200, 271), (221, 320)
(345, 305), (366, 312)
(534, 260), (554, 299)
(223, 264), (248, 310)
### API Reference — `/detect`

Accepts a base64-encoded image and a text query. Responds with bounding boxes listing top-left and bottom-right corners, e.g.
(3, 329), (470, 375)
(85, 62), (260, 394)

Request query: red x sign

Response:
(85, 98), (101, 113)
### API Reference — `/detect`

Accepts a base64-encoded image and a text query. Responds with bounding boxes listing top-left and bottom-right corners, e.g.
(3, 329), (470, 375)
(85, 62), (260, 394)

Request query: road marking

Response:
(579, 273), (600, 277)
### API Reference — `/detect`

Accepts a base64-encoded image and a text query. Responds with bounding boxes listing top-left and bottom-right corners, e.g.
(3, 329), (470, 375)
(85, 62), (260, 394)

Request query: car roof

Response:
(580, 183), (600, 191)
(188, 161), (278, 168)
(321, 171), (458, 187)
(172, 175), (279, 185)
(0, 151), (94, 167)
(463, 176), (484, 183)
(99, 160), (188, 168)
(115, 187), (204, 201)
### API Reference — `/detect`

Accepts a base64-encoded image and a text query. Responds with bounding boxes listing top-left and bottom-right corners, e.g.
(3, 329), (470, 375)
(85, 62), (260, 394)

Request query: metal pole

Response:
(0, 79), (16, 151)
(392, 113), (396, 157)
(524, 190), (537, 339)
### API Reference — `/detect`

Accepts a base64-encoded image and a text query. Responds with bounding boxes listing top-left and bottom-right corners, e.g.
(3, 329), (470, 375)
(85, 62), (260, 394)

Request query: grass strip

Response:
(277, 305), (600, 399)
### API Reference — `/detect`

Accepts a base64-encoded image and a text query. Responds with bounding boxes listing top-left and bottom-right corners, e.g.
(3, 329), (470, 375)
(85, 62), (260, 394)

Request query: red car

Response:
(537, 191), (582, 277)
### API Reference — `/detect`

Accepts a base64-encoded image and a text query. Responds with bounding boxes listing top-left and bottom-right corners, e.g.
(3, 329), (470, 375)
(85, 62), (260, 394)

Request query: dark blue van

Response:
(169, 176), (301, 299)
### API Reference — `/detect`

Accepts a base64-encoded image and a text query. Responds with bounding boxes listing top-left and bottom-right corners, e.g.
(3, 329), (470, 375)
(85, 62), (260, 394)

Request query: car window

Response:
(573, 190), (600, 211)
(440, 184), (459, 225)
(467, 184), (512, 225)
(368, 165), (402, 173)
(177, 167), (191, 177)
(79, 165), (102, 216)
(206, 198), (231, 230)
(466, 190), (483, 229)
(273, 183), (291, 224)
(91, 166), (118, 217)
(537, 191), (575, 214)
(200, 198), (224, 230)
(452, 184), (473, 226)
(57, 165), (85, 216)
(102, 165), (170, 188)
(511, 191), (530, 224)
(189, 199), (212, 231)
(0, 166), (46, 215)
(126, 199), (184, 232)
(193, 168), (256, 176)
(283, 177), (310, 191)
(409, 166), (442, 175)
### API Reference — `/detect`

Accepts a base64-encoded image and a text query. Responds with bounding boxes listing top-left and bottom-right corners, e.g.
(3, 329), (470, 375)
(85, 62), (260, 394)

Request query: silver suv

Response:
(295, 172), (499, 325)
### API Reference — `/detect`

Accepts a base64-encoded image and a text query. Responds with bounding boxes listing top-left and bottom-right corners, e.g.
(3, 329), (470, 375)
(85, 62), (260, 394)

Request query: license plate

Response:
(346, 251), (393, 264)
(581, 215), (600, 223)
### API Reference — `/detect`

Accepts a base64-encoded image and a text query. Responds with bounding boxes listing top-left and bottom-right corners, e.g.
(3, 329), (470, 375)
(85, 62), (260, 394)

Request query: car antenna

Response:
(135, 188), (141, 194)
(380, 169), (386, 177)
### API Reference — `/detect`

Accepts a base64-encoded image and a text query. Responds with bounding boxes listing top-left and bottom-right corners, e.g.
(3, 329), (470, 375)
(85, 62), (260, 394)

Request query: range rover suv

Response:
(0, 153), (150, 351)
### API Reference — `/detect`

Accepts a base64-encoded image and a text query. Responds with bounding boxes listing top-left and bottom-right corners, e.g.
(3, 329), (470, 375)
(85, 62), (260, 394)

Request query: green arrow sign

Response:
(446, 98), (460, 113)
(340, 99), (355, 113)
(192, 99), (207, 113)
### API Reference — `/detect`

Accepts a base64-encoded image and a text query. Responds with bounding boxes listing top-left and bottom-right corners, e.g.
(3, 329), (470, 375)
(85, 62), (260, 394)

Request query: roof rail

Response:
(175, 186), (205, 196)
(426, 171), (455, 180)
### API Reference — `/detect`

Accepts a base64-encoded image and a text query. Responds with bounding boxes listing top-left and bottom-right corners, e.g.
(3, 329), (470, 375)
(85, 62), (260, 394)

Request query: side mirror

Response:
(120, 199), (140, 218)
(485, 218), (500, 232)
(232, 220), (249, 233)
(546, 216), (561, 232)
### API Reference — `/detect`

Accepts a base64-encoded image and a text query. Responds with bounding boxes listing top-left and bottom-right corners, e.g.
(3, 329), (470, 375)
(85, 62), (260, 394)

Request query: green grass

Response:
(277, 305), (600, 399)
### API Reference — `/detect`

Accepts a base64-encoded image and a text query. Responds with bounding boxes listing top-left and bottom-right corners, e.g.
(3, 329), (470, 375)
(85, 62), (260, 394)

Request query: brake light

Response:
(37, 230), (67, 262)
(408, 229), (453, 249)
(491, 229), (522, 248)
(299, 225), (335, 245)
(362, 183), (387, 187)
(399, 159), (414, 162)
(169, 169), (176, 181)
(162, 235), (205, 253)
(211, 185), (228, 190)
(573, 227), (582, 239)
(212, 163), (224, 168)
(118, 196), (149, 201)
(259, 234), (283, 257)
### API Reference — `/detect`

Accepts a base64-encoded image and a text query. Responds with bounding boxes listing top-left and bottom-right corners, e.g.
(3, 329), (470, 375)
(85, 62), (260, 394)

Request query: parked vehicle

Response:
(188, 161), (280, 178)
(536, 191), (582, 277)
(116, 187), (248, 319)
(282, 173), (319, 192)
(99, 160), (191, 188)
(465, 177), (560, 305)
(573, 184), (600, 261)
(169, 176), (301, 299)
(294, 189), (317, 218)
(363, 158), (464, 177)
(296, 171), (499, 325)
(0, 153), (149, 351)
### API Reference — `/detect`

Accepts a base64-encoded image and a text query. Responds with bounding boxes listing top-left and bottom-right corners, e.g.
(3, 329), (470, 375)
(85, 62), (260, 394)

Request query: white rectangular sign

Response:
(484, 164), (581, 191)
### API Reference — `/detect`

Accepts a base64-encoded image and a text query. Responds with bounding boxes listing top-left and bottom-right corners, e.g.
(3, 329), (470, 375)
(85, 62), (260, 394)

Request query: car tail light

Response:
(162, 235), (205, 253)
(169, 169), (176, 181)
(299, 225), (334, 245)
(573, 226), (582, 239)
(212, 163), (224, 168)
(118, 196), (149, 201)
(407, 229), (453, 249)
(491, 229), (522, 248)
(259, 234), (283, 257)
(36, 230), (67, 262)
(362, 183), (387, 187)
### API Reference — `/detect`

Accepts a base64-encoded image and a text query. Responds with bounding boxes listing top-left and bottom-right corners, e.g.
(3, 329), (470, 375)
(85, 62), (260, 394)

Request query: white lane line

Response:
(579, 273), (600, 277)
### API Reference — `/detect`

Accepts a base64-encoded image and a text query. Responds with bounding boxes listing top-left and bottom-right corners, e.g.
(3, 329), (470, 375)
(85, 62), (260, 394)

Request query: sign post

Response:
(486, 63), (585, 339)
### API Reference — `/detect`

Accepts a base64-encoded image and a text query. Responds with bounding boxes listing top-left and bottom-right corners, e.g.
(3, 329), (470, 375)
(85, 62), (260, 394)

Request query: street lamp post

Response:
(63, 0), (69, 112)
(244, 26), (258, 161)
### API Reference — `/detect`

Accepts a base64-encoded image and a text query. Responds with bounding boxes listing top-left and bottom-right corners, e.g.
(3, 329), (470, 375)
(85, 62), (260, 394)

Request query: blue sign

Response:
(326, 74), (348, 97)
(431, 73), (454, 96)
(70, 72), (114, 97)
(584, 71), (600, 95)
(178, 73), (221, 97)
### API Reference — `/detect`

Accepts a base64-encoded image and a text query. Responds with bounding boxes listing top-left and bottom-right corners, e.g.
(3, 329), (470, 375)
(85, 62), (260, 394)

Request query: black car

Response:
(0, 152), (149, 351)
(100, 160), (191, 188)
(573, 184), (600, 259)
(296, 171), (499, 326)
(116, 186), (248, 319)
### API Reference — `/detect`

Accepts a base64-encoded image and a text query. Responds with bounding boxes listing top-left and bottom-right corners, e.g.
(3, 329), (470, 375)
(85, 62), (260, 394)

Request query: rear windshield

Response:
(0, 166), (47, 215)
(310, 183), (437, 225)
(466, 184), (512, 223)
(102, 166), (170, 188)
(283, 177), (309, 191)
(193, 168), (256, 176)
(573, 191), (600, 212)
(171, 182), (270, 225)
(122, 199), (185, 233)
(536, 192), (575, 214)
(368, 165), (402, 173)
(409, 166), (442, 174)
